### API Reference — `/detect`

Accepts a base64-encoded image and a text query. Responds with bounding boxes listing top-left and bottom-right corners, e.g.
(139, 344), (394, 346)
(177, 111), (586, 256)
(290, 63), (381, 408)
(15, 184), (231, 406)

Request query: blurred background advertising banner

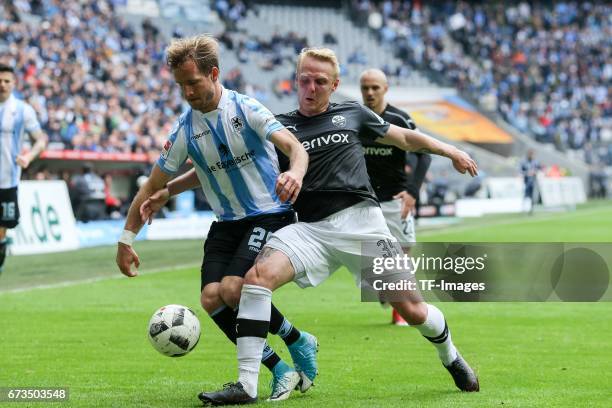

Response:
(7, 181), (79, 255)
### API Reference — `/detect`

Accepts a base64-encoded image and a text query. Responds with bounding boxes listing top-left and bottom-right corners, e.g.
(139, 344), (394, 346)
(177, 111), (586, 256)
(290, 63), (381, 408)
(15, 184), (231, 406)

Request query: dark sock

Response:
(0, 239), (7, 270)
(210, 305), (282, 372)
(269, 304), (301, 346)
(261, 344), (281, 371)
(209, 305), (238, 343)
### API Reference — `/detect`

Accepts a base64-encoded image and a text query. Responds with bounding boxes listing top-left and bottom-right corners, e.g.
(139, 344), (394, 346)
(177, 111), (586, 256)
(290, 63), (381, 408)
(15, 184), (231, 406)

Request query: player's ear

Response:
(331, 78), (340, 92)
(210, 66), (219, 82)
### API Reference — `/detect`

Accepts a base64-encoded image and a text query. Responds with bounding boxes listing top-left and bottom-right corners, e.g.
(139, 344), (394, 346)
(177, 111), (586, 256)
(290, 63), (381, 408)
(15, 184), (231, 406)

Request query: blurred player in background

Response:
(360, 68), (431, 326)
(0, 64), (48, 273)
(520, 149), (541, 213)
(115, 35), (315, 402)
(198, 47), (479, 406)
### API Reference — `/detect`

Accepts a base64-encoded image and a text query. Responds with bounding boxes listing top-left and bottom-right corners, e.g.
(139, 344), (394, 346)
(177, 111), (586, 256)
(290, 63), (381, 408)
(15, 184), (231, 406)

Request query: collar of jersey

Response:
(296, 102), (335, 118)
(0, 93), (16, 109)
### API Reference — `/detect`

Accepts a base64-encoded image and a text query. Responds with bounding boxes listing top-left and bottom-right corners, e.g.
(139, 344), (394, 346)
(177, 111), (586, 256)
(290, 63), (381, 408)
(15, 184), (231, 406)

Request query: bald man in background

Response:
(360, 69), (432, 325)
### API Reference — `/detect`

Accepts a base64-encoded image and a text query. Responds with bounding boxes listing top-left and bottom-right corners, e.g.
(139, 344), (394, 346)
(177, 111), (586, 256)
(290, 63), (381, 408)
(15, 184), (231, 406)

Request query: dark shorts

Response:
(0, 187), (19, 229)
(201, 210), (296, 289)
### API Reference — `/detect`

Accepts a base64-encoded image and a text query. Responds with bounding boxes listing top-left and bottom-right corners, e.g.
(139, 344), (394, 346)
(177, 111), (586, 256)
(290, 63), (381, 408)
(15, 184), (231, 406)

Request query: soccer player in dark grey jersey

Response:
(199, 48), (479, 405)
(360, 68), (432, 325)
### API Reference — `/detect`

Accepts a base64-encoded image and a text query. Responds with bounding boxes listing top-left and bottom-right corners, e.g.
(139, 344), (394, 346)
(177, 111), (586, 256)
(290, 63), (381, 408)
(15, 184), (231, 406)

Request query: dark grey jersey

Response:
(276, 101), (390, 222)
(361, 104), (431, 201)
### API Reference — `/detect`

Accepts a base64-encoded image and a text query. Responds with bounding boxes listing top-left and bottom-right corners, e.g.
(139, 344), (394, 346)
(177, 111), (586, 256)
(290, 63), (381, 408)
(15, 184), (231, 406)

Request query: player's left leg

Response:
(0, 227), (7, 273)
(342, 203), (478, 392)
(391, 301), (479, 391)
(379, 199), (415, 326)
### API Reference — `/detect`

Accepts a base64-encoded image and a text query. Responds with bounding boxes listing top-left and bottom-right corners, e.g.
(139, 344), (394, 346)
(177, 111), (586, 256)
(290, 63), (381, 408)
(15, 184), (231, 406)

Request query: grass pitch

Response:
(1, 203), (611, 407)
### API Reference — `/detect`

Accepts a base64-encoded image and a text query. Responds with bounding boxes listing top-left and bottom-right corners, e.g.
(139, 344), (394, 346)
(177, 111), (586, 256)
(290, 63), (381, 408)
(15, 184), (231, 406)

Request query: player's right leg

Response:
(0, 227), (7, 273)
(391, 300), (479, 391)
(199, 248), (298, 405)
(200, 221), (293, 384)
(206, 213), (305, 401)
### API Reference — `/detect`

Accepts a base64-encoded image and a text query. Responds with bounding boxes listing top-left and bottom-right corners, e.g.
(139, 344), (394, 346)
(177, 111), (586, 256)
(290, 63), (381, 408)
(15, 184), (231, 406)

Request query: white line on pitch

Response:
(0, 263), (199, 295)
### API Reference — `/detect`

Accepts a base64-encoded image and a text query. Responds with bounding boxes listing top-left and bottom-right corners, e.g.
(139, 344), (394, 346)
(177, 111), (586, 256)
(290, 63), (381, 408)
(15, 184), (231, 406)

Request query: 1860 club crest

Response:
(231, 116), (244, 132)
(332, 115), (346, 127)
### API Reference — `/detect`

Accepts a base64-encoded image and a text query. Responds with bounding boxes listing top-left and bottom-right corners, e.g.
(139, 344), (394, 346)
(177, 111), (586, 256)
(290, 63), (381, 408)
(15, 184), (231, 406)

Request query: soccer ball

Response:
(148, 304), (201, 357)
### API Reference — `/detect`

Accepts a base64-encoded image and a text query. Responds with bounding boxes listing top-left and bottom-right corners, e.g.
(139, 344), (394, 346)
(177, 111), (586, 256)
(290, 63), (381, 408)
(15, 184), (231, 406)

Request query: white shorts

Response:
(266, 201), (406, 288)
(380, 199), (416, 244)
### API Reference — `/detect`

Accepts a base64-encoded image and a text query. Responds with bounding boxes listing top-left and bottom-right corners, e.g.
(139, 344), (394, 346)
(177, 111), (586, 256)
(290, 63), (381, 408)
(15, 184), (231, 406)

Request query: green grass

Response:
(1, 204), (611, 407)
(420, 201), (612, 242)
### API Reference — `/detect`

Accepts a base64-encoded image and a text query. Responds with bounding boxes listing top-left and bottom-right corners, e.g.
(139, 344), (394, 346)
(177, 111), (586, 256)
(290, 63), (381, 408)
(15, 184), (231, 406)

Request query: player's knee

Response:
(219, 278), (243, 309)
(243, 265), (263, 286)
(243, 261), (276, 288)
(391, 300), (427, 325)
(200, 283), (223, 314)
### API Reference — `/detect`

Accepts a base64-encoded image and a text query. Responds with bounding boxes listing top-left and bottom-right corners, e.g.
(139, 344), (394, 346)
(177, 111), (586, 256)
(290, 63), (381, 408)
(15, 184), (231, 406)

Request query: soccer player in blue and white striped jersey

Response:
(0, 64), (48, 271)
(115, 35), (314, 402)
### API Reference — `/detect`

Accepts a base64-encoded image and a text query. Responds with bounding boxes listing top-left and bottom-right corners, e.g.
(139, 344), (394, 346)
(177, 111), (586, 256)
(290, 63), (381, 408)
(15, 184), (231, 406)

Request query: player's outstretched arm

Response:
(378, 124), (478, 177)
(16, 129), (48, 169)
(140, 168), (200, 224)
(270, 128), (308, 203)
(116, 165), (172, 277)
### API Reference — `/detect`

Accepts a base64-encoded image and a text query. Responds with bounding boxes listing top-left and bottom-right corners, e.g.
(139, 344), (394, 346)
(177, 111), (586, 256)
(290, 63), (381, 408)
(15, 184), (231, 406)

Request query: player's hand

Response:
(393, 190), (416, 219)
(275, 171), (302, 203)
(116, 243), (140, 277)
(140, 188), (170, 225)
(16, 153), (32, 169)
(450, 149), (478, 177)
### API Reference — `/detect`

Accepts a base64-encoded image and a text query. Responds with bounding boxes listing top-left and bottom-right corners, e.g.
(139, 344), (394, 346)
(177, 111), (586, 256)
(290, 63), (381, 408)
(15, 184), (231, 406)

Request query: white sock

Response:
(414, 303), (458, 366)
(236, 284), (272, 398)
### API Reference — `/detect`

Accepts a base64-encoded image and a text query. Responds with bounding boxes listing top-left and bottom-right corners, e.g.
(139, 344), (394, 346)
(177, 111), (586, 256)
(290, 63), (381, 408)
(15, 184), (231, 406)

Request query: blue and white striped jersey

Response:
(0, 94), (41, 189)
(157, 87), (289, 221)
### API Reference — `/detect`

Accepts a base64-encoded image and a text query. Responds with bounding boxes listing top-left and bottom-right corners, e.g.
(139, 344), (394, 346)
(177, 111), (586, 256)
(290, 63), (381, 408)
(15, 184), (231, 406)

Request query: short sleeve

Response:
(157, 120), (188, 174)
(23, 104), (41, 133)
(242, 97), (284, 141)
(358, 104), (390, 141)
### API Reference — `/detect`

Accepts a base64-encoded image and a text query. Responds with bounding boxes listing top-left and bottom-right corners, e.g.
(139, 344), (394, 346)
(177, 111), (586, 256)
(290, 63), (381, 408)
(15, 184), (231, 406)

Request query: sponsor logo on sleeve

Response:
(161, 140), (173, 159)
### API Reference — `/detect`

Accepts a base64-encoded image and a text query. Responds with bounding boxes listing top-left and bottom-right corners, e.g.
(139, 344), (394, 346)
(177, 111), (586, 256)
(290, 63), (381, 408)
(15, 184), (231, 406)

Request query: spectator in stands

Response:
(71, 163), (106, 222)
(323, 32), (337, 45)
(357, 1), (611, 158)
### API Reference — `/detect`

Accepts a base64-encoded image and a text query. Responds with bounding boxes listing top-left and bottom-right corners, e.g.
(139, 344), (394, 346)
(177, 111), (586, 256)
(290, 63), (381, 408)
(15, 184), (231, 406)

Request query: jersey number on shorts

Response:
(248, 227), (271, 251)
(1, 202), (15, 220)
(401, 220), (409, 235)
(376, 238), (398, 258)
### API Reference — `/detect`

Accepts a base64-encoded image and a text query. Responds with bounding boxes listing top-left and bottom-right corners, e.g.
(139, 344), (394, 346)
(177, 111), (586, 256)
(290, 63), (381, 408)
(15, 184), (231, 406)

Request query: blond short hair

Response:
(166, 34), (219, 74)
(296, 47), (340, 79)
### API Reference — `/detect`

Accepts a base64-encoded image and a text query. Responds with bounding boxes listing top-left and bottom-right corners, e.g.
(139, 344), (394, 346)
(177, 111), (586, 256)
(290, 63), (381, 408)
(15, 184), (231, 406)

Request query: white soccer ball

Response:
(148, 304), (201, 357)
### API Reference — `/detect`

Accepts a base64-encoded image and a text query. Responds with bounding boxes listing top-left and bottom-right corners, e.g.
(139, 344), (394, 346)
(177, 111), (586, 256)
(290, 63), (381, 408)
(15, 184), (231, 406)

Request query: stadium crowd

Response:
(1, 0), (610, 222)
(0, 0), (274, 155)
(352, 0), (611, 165)
(1, 0), (183, 154)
